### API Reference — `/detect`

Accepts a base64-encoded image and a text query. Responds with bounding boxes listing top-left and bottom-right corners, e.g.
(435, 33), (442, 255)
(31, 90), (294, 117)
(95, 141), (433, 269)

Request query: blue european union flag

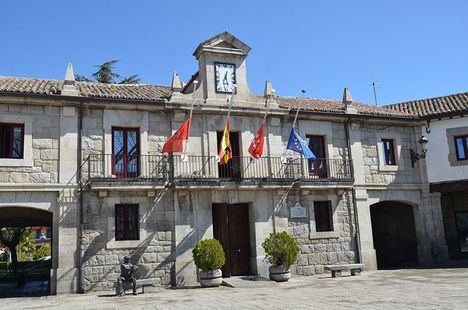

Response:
(287, 128), (316, 159)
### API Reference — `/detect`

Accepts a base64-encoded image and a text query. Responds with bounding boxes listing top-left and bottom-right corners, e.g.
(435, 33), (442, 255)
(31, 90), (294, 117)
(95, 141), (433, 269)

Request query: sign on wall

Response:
(290, 202), (307, 218)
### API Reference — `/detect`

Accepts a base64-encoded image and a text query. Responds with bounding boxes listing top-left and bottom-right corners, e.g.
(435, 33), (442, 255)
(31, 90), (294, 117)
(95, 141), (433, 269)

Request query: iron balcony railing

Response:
(172, 155), (352, 180)
(86, 154), (168, 180)
(85, 154), (352, 182)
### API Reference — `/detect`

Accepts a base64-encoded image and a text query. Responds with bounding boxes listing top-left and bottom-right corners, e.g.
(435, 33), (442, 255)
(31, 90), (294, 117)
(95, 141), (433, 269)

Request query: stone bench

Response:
(324, 264), (364, 278)
(116, 278), (160, 295)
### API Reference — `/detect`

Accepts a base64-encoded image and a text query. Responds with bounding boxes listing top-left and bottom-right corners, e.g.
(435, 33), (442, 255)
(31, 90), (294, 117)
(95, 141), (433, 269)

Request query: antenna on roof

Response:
(300, 89), (306, 98)
(370, 81), (379, 106)
(369, 68), (379, 106)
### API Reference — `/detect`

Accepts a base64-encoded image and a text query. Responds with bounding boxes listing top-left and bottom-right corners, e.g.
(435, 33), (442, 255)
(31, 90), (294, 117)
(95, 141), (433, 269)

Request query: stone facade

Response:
(289, 190), (356, 276)
(0, 32), (454, 295)
(81, 190), (174, 292)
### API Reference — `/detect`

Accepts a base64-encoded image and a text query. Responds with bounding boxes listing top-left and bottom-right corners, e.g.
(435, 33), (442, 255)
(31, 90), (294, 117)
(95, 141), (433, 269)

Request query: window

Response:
(0, 123), (24, 159)
(112, 127), (140, 178)
(307, 135), (327, 178)
(314, 201), (333, 232)
(115, 204), (139, 241)
(454, 135), (468, 161)
(381, 139), (396, 165)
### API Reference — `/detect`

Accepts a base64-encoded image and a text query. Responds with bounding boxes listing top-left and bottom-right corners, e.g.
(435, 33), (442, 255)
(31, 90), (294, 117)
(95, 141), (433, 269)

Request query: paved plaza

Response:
(3, 268), (468, 309)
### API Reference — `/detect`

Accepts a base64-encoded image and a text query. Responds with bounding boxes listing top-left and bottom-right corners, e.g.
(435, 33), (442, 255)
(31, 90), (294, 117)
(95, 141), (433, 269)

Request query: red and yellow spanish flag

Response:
(218, 119), (232, 165)
(162, 118), (190, 153)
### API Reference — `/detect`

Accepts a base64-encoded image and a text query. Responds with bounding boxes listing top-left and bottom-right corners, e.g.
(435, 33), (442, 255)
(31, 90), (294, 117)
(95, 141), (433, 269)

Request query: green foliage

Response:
(0, 227), (36, 270)
(262, 232), (299, 268)
(192, 239), (225, 271)
(18, 229), (36, 254)
(76, 60), (140, 84)
(75, 74), (92, 82)
(119, 74), (141, 84)
(33, 244), (51, 260)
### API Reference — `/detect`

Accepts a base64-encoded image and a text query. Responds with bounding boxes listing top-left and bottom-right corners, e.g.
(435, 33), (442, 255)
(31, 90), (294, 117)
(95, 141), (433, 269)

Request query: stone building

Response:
(0, 32), (451, 295)
(386, 93), (468, 261)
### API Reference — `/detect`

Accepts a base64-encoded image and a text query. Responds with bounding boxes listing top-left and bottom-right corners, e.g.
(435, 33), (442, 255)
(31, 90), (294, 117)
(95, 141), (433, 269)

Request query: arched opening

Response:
(0, 207), (53, 297)
(370, 201), (418, 269)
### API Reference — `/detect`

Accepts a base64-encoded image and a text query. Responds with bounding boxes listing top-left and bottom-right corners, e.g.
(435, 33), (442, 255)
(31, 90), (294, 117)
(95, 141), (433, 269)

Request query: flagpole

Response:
(243, 90), (275, 175)
(182, 80), (198, 161)
(278, 90), (305, 176)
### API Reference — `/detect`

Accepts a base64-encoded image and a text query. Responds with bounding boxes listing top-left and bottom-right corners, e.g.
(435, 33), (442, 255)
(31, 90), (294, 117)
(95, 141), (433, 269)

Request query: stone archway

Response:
(370, 201), (418, 269)
(0, 206), (53, 297)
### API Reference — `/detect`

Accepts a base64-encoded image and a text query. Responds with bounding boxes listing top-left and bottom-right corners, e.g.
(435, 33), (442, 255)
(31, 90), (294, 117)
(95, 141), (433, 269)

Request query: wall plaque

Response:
(290, 202), (307, 218)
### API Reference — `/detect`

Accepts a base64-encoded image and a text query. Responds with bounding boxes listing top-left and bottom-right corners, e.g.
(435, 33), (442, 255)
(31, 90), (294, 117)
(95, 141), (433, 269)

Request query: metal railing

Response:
(85, 154), (352, 182)
(172, 155), (352, 181)
(87, 154), (168, 180)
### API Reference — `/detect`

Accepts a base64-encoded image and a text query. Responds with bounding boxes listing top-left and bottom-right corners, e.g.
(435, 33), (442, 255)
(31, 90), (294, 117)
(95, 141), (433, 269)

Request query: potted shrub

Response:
(262, 231), (299, 282)
(192, 239), (226, 287)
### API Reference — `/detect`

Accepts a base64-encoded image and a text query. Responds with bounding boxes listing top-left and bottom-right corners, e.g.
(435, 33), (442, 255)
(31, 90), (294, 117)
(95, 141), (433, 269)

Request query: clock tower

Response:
(188, 32), (260, 106)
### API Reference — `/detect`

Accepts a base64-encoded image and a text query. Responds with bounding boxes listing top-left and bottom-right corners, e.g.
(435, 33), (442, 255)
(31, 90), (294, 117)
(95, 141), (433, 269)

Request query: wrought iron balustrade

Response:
(86, 154), (168, 180)
(84, 154), (352, 183)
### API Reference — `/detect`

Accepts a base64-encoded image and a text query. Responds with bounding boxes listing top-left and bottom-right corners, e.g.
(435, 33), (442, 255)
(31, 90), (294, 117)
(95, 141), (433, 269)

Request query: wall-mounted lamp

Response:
(410, 136), (429, 168)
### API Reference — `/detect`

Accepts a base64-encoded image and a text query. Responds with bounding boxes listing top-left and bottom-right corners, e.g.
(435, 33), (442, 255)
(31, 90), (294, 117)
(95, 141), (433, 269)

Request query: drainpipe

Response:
(77, 102), (84, 293)
(344, 119), (362, 264)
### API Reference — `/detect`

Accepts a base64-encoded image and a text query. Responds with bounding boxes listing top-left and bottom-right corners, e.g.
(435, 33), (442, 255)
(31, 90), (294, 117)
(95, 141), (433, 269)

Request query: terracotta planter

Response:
(269, 265), (291, 282)
(199, 269), (223, 287)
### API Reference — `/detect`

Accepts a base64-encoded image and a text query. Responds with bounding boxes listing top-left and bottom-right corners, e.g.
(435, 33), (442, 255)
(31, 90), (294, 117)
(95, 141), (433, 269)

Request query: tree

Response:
(0, 227), (31, 272)
(75, 60), (140, 84)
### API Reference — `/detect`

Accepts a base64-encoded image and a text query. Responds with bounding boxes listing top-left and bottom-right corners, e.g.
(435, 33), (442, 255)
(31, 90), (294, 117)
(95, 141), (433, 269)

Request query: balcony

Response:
(173, 156), (353, 186)
(85, 154), (168, 189)
(84, 154), (353, 189)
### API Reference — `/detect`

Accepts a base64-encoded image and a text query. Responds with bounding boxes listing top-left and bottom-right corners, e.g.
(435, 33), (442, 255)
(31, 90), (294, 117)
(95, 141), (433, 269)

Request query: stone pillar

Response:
(354, 189), (377, 270)
(347, 122), (378, 269)
(413, 190), (449, 266)
(55, 189), (79, 294)
(59, 106), (78, 184)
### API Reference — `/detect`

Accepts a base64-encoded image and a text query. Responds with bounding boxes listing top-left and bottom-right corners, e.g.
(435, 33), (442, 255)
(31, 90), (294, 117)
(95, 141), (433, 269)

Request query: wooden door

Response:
(212, 203), (251, 277)
(212, 203), (231, 276)
(217, 131), (241, 179)
(228, 204), (251, 275)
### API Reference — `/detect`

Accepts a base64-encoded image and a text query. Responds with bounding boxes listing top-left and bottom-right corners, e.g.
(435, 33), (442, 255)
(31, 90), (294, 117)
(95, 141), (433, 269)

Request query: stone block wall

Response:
(0, 103), (60, 183)
(288, 190), (356, 275)
(82, 190), (175, 292)
(360, 123), (421, 184)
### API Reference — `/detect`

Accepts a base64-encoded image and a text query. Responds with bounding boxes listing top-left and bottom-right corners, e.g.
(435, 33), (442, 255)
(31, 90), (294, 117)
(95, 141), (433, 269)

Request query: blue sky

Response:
(1, 1), (467, 105)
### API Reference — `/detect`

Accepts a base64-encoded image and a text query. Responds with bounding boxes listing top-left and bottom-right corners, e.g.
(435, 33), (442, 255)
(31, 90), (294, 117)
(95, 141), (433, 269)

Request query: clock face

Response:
(215, 63), (236, 93)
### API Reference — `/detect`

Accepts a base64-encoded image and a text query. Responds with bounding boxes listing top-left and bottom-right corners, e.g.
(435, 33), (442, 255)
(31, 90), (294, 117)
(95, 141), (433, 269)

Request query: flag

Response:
(248, 123), (265, 159)
(287, 128), (316, 159)
(218, 119), (232, 164)
(162, 118), (190, 153)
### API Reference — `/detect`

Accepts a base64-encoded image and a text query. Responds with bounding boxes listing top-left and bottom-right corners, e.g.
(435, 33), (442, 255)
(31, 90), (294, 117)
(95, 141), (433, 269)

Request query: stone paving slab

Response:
(3, 268), (468, 309)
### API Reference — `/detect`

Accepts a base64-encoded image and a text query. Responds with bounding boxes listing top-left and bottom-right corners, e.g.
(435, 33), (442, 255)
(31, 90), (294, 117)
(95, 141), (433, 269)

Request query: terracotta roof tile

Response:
(0, 76), (171, 101)
(385, 92), (468, 118)
(276, 96), (414, 118)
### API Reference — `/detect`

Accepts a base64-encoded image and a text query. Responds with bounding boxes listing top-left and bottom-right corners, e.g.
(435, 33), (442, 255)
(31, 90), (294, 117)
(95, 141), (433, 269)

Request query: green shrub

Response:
(262, 232), (299, 268)
(192, 239), (225, 271)
(33, 244), (51, 260)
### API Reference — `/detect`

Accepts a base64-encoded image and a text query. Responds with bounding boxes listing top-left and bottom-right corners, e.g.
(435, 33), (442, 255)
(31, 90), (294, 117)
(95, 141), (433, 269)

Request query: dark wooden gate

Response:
(212, 203), (251, 277)
(370, 201), (418, 269)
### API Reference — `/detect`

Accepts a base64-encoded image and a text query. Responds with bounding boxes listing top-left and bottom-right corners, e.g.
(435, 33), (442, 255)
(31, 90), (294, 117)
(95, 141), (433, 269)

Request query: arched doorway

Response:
(370, 201), (418, 269)
(0, 207), (53, 297)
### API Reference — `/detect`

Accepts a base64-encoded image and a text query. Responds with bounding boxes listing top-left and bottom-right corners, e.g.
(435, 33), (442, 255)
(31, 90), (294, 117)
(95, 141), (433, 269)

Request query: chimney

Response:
(343, 87), (357, 114)
(62, 63), (79, 96)
(171, 71), (184, 90)
(264, 80), (274, 98)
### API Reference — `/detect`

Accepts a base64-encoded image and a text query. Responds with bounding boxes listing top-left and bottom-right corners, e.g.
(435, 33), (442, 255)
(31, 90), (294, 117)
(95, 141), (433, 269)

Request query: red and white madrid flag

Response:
(248, 123), (265, 159)
(162, 118), (190, 153)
